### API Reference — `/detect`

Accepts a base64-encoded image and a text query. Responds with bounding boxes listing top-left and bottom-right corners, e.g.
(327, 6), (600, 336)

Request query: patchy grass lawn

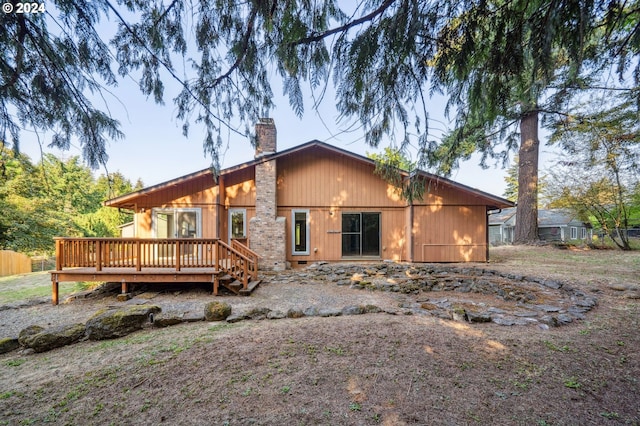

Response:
(0, 272), (96, 304)
(0, 245), (638, 425)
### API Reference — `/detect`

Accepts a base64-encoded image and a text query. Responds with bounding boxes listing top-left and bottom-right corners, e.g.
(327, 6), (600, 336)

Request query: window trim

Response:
(228, 208), (247, 241)
(570, 226), (578, 240)
(292, 209), (310, 255)
(152, 208), (202, 239)
(341, 211), (381, 257)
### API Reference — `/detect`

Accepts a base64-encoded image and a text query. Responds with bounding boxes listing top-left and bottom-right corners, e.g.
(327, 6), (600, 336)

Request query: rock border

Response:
(1, 262), (601, 355)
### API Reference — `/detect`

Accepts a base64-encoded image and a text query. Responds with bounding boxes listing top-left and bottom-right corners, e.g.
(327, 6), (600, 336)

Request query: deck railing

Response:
(53, 238), (256, 289)
(231, 239), (259, 282)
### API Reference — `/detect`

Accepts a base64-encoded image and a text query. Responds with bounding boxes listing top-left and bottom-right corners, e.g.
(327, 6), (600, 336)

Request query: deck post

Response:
(121, 279), (128, 294)
(136, 240), (142, 271)
(55, 239), (63, 271)
(243, 262), (248, 290)
(175, 240), (181, 271)
(52, 274), (59, 305)
(96, 240), (102, 271)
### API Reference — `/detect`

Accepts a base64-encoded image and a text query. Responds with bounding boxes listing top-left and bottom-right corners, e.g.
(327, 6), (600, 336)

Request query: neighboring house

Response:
(117, 221), (135, 238)
(105, 119), (513, 267)
(488, 208), (516, 244)
(489, 207), (592, 244)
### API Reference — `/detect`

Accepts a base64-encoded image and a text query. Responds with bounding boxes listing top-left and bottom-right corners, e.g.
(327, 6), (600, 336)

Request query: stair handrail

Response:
(231, 239), (259, 281)
(217, 240), (254, 289)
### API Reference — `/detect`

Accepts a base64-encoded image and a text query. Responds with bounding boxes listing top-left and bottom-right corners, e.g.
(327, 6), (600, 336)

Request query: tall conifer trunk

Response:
(514, 110), (539, 243)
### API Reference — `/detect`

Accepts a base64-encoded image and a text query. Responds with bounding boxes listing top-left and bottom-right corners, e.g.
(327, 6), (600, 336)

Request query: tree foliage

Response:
(0, 1), (122, 168)
(0, 149), (140, 254)
(2, 0), (639, 244)
(546, 96), (640, 250)
(367, 147), (426, 202)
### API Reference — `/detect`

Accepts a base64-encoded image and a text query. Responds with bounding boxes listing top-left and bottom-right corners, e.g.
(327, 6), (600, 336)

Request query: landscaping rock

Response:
(318, 308), (342, 317)
(86, 305), (161, 340)
(286, 308), (305, 318)
(226, 313), (248, 323)
(0, 337), (19, 354)
(20, 323), (86, 353)
(341, 305), (365, 316)
(267, 310), (286, 319)
(18, 325), (45, 346)
(204, 301), (232, 321)
(466, 311), (492, 323)
(245, 307), (271, 320)
(153, 312), (185, 327)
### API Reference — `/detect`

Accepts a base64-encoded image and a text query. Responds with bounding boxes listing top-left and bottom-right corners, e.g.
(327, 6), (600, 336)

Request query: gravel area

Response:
(0, 271), (405, 338)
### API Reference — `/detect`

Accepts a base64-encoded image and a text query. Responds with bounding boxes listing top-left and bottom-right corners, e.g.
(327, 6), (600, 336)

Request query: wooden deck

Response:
(50, 238), (259, 305)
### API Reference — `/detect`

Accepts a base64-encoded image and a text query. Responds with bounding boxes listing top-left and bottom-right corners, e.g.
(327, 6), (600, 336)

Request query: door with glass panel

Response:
(342, 212), (380, 257)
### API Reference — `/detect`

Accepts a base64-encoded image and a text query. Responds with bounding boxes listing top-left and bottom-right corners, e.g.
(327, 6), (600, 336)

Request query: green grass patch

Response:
(0, 272), (99, 304)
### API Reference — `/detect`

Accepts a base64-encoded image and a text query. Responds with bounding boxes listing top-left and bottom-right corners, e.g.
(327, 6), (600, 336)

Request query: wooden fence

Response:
(0, 250), (31, 277)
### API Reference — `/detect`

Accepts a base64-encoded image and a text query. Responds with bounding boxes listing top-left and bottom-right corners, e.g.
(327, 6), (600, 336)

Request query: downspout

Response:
(486, 208), (502, 263)
(409, 199), (414, 262)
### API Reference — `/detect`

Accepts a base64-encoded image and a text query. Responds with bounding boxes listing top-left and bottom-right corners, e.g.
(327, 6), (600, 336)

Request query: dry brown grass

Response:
(0, 245), (639, 425)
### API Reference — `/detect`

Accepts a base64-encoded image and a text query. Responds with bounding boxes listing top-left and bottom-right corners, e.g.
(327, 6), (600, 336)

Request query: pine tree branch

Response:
(209, 6), (258, 88)
(0, 14), (27, 92)
(104, 1), (246, 138)
(289, 0), (397, 46)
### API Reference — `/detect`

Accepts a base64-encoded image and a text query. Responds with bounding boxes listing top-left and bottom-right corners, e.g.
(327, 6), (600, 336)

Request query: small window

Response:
(581, 228), (587, 239)
(292, 210), (310, 255)
(229, 209), (246, 240)
(570, 226), (578, 239)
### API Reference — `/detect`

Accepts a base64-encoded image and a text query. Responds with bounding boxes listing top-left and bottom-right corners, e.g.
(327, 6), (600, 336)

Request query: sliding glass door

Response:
(342, 212), (380, 257)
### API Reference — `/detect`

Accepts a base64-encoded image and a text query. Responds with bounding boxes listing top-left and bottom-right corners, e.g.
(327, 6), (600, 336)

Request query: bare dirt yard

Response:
(0, 245), (639, 425)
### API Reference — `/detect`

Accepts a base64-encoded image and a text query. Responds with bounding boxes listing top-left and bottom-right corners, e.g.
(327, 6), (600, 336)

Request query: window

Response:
(581, 228), (587, 239)
(153, 208), (201, 238)
(342, 212), (380, 257)
(292, 210), (310, 255)
(229, 209), (246, 240)
(570, 226), (578, 239)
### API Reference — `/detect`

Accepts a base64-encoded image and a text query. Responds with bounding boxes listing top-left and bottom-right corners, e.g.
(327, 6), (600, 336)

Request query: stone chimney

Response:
(249, 118), (286, 271)
(255, 117), (277, 157)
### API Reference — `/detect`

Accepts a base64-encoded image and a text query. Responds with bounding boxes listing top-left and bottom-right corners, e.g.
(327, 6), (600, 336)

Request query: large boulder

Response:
(20, 323), (86, 353)
(0, 337), (19, 354)
(18, 325), (45, 346)
(86, 305), (161, 340)
(204, 301), (231, 321)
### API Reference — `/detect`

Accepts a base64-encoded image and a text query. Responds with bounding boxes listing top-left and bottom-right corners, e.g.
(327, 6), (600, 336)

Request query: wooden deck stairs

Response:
(213, 239), (261, 296)
(217, 275), (261, 295)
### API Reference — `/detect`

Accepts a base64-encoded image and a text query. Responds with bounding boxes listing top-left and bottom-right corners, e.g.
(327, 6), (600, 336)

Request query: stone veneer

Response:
(249, 119), (286, 271)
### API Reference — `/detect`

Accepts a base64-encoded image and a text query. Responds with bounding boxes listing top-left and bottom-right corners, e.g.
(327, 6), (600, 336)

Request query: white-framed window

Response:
(292, 209), (310, 255)
(570, 226), (578, 239)
(153, 208), (201, 238)
(581, 228), (587, 239)
(229, 208), (247, 240)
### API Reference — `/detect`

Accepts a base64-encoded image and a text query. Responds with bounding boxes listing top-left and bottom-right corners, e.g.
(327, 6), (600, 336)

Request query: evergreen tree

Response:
(2, 0), (639, 244)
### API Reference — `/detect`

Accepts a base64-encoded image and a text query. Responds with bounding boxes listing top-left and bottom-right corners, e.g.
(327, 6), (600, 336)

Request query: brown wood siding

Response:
(412, 205), (487, 262)
(279, 207), (406, 263)
(223, 167), (256, 208)
(414, 180), (496, 207)
(277, 147), (406, 208)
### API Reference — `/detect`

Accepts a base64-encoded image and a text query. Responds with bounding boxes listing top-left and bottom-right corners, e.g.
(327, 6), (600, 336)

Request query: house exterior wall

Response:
(122, 144), (504, 264)
(276, 147), (406, 208)
(278, 207), (407, 263)
(412, 205), (488, 262)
